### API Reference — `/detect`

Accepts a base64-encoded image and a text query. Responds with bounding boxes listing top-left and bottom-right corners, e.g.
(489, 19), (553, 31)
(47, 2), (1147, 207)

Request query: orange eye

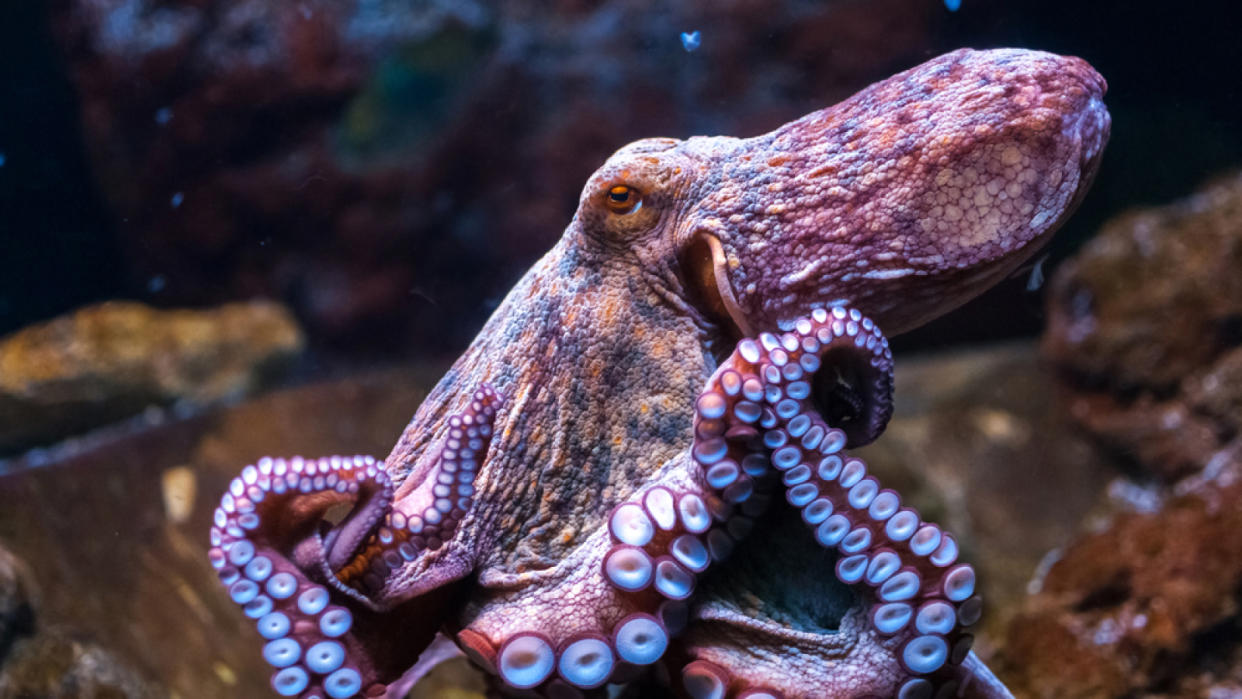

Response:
(605, 185), (642, 214)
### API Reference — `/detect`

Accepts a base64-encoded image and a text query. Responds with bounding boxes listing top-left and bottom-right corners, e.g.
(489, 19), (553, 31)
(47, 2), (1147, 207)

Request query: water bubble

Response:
(171, 192), (184, 208)
(944, 0), (962, 10)
(155, 107), (173, 125)
(148, 275), (167, 293)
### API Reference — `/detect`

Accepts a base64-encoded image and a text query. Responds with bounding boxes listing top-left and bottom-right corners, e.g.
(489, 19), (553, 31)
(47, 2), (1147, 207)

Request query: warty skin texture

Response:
(386, 45), (1107, 580)
(690, 47), (1108, 337)
(207, 48), (1109, 698)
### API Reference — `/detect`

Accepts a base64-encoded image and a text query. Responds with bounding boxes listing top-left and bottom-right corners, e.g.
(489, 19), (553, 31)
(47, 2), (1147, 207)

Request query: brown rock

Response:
(0, 545), (36, 665)
(0, 367), (441, 697)
(0, 300), (303, 454)
(1044, 171), (1242, 481)
(0, 628), (159, 699)
(1044, 171), (1242, 391)
(1063, 391), (1220, 482)
(1012, 172), (1242, 697)
(0, 543), (155, 698)
(1185, 346), (1242, 429)
(998, 443), (1242, 699)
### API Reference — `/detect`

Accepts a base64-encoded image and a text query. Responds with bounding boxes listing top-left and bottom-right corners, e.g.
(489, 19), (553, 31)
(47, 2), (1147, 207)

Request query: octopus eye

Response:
(605, 185), (642, 215)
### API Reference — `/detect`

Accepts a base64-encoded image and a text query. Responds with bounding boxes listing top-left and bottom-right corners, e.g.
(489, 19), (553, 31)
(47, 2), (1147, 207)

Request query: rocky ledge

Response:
(0, 300), (303, 455)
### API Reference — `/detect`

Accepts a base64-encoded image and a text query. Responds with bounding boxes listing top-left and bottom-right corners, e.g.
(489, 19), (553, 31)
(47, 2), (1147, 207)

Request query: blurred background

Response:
(2, 1), (1242, 697)
(3, 0), (1239, 360)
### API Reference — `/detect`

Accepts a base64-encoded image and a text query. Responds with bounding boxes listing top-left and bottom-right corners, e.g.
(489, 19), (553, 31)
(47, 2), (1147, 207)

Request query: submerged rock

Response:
(0, 544), (36, 666)
(999, 443), (1242, 699)
(0, 300), (303, 454)
(1044, 171), (1242, 481)
(0, 367), (441, 697)
(0, 628), (159, 699)
(0, 542), (157, 698)
(1002, 172), (1242, 697)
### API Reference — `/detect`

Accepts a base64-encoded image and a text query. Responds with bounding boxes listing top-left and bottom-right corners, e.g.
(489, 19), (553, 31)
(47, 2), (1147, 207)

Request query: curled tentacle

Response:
(470, 400), (781, 692)
(207, 386), (502, 699)
(335, 386), (503, 596)
(209, 456), (399, 698)
(688, 306), (983, 697)
(441, 419), (781, 696)
(455, 468), (756, 694)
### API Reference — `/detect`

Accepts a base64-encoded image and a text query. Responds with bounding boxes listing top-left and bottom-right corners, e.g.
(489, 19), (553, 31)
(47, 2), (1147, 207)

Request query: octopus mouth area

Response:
(813, 346), (886, 447)
(681, 231), (887, 447)
(319, 512), (389, 598)
(700, 505), (858, 635)
(321, 503), (381, 571)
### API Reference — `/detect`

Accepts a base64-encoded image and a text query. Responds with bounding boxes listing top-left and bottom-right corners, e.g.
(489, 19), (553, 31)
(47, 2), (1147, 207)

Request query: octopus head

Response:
(572, 48), (1107, 446)
(578, 49), (1110, 344)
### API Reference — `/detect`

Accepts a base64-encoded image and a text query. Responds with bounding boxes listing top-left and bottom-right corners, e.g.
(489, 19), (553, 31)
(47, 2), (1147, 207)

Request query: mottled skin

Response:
(207, 48), (1108, 698)
(692, 50), (1107, 338)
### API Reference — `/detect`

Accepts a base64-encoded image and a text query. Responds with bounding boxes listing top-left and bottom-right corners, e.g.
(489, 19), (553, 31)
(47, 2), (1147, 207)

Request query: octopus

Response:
(206, 48), (1109, 698)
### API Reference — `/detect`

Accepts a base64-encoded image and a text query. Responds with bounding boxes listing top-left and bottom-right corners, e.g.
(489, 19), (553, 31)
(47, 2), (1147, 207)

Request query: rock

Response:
(0, 366), (440, 697)
(0, 300), (303, 454)
(48, 0), (934, 354)
(0, 542), (155, 698)
(998, 442), (1242, 699)
(1001, 172), (1242, 697)
(0, 628), (159, 699)
(1045, 171), (1242, 392)
(0, 545), (36, 665)
(1044, 171), (1242, 481)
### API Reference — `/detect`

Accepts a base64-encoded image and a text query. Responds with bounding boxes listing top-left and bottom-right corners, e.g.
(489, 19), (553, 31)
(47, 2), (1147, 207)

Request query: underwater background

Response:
(4, 0), (1241, 356)
(1, 0), (1241, 697)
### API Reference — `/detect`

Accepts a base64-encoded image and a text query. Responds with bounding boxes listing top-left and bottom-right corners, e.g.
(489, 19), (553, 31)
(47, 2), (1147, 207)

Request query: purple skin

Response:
(207, 48), (1108, 698)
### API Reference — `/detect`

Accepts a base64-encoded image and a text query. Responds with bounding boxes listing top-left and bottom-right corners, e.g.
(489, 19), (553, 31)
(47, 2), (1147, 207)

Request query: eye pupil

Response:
(604, 184), (642, 215)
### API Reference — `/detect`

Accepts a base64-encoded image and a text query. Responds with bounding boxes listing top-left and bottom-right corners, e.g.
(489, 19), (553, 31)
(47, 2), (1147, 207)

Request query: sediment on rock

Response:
(0, 300), (303, 455)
